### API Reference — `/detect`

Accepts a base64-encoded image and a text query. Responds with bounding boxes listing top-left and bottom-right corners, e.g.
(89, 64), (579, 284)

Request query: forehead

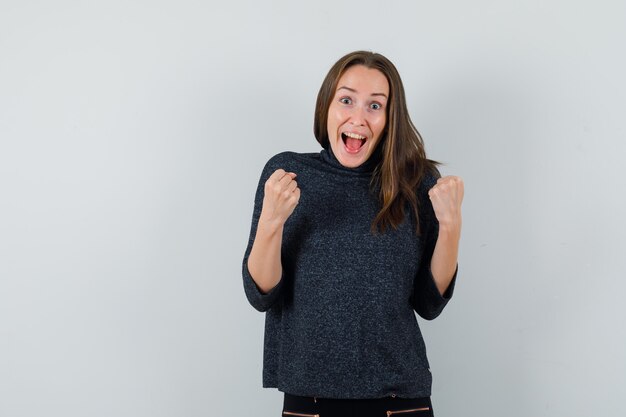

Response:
(336, 65), (389, 95)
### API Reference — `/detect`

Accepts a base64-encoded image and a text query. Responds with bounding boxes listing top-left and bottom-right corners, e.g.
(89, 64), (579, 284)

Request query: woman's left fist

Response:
(428, 176), (464, 231)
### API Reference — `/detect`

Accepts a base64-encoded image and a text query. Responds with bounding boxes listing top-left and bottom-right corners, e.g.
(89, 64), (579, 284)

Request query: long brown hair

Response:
(314, 51), (440, 235)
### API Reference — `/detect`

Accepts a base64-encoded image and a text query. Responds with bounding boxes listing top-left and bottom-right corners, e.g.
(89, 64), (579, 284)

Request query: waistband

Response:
(283, 392), (433, 417)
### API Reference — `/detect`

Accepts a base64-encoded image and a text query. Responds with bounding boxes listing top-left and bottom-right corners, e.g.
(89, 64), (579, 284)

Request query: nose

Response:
(349, 105), (367, 127)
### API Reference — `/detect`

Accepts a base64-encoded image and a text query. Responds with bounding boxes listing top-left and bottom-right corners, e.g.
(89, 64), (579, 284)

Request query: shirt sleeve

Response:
(241, 157), (285, 312)
(410, 170), (458, 320)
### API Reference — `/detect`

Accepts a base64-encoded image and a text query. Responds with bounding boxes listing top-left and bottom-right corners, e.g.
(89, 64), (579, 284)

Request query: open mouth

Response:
(341, 132), (367, 153)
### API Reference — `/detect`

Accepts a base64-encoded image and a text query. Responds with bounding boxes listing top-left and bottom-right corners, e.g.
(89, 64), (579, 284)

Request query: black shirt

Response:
(242, 147), (456, 399)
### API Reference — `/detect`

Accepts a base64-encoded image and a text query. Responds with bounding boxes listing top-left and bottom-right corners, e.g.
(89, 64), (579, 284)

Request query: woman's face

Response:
(327, 65), (389, 168)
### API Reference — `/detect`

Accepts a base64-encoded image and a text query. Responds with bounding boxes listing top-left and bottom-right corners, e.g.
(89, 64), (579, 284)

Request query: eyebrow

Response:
(337, 86), (388, 99)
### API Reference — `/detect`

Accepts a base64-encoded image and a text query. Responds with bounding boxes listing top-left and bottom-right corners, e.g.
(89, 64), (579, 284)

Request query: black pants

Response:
(282, 393), (434, 417)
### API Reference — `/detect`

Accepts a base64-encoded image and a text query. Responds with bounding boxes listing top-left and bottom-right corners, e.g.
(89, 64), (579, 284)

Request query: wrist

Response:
(257, 215), (285, 236)
(437, 221), (461, 240)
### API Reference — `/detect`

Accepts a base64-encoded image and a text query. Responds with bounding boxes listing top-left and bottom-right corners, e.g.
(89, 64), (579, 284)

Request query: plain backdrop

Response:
(1, 1), (625, 416)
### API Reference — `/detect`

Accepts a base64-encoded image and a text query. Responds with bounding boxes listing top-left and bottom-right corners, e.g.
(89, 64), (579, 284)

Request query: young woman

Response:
(242, 51), (464, 417)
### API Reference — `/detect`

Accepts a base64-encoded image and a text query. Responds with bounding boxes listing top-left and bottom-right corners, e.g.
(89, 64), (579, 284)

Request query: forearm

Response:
(247, 219), (284, 294)
(430, 224), (460, 296)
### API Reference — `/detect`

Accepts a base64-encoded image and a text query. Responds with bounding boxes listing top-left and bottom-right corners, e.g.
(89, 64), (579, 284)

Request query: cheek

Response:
(374, 114), (387, 135)
(326, 113), (338, 139)
(330, 106), (347, 121)
(328, 108), (346, 135)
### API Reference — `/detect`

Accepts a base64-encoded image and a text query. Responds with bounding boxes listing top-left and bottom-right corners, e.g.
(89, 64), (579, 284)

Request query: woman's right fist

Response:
(259, 169), (301, 227)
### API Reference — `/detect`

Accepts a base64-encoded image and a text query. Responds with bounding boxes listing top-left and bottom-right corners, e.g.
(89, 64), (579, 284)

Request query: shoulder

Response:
(261, 151), (321, 177)
(417, 165), (442, 195)
(415, 165), (442, 222)
(264, 151), (302, 168)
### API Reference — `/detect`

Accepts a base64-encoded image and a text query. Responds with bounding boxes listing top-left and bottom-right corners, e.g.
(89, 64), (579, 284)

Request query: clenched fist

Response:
(428, 176), (464, 232)
(259, 169), (301, 227)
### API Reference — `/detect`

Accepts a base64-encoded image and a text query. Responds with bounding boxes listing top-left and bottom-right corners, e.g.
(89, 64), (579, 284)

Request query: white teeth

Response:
(344, 132), (366, 140)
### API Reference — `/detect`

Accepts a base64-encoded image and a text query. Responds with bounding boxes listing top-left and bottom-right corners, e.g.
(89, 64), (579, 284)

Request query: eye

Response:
(370, 102), (382, 110)
(339, 97), (352, 105)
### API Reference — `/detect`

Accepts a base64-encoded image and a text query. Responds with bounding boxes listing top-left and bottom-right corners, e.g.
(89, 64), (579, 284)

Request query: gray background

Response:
(1, 1), (625, 416)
